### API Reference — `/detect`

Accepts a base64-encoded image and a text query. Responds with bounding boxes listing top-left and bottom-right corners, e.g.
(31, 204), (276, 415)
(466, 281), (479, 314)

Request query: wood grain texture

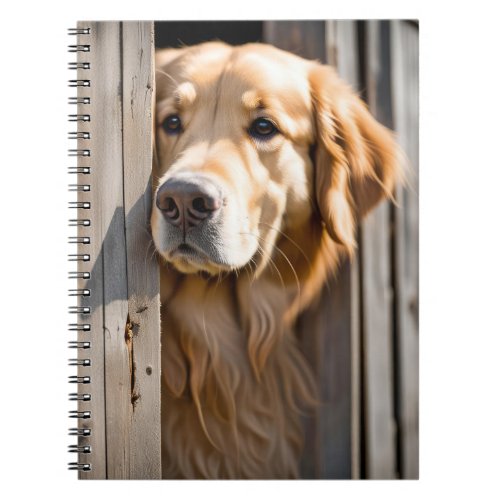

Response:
(263, 20), (326, 62)
(76, 21), (119, 480)
(264, 20), (325, 478)
(391, 20), (419, 479)
(75, 21), (159, 479)
(122, 21), (161, 479)
(360, 20), (397, 479)
(329, 20), (363, 480)
(97, 21), (131, 479)
(264, 20), (361, 479)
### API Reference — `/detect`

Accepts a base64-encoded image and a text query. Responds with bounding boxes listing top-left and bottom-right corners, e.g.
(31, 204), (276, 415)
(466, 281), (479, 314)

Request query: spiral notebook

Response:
(67, 20), (419, 480)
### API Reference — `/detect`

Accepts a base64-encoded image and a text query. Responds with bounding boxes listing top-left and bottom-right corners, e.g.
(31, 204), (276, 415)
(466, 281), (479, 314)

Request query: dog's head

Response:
(152, 41), (400, 275)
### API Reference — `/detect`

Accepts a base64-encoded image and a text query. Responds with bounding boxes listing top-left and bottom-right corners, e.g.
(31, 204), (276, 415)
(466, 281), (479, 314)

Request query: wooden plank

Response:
(360, 20), (397, 479)
(75, 20), (118, 480)
(327, 20), (361, 90)
(75, 21), (160, 480)
(300, 259), (360, 479)
(263, 20), (325, 479)
(348, 247), (361, 479)
(264, 20), (361, 479)
(297, 19), (363, 480)
(263, 21), (326, 62)
(328, 20), (363, 480)
(87, 22), (131, 480)
(122, 21), (161, 479)
(391, 20), (419, 479)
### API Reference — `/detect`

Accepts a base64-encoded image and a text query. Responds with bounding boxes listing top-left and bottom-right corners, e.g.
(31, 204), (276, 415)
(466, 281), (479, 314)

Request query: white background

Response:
(0, 0), (499, 498)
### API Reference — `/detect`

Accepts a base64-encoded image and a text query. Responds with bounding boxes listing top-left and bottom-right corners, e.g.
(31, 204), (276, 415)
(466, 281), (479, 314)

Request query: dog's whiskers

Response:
(257, 221), (313, 272)
(240, 232), (288, 293)
(245, 232), (301, 301)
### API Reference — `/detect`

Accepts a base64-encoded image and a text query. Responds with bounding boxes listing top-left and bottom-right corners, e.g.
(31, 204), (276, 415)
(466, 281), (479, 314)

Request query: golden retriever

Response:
(151, 41), (401, 479)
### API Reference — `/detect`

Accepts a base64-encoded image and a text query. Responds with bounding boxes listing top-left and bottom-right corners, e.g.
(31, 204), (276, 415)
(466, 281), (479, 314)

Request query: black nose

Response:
(156, 177), (222, 230)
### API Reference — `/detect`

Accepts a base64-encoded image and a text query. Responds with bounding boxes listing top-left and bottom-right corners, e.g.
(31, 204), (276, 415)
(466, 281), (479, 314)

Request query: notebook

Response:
(67, 20), (418, 480)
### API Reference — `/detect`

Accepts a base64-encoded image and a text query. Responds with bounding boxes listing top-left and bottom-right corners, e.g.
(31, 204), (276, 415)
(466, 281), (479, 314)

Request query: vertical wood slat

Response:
(262, 21), (324, 478)
(99, 21), (131, 479)
(76, 20), (105, 479)
(391, 20), (419, 479)
(264, 20), (360, 479)
(76, 21), (122, 480)
(360, 20), (397, 479)
(76, 21), (160, 479)
(261, 19), (417, 479)
(122, 21), (161, 479)
(328, 20), (363, 480)
(262, 21), (326, 61)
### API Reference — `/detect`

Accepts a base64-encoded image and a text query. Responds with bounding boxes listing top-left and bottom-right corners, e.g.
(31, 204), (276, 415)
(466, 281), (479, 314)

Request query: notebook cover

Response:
(68, 20), (418, 480)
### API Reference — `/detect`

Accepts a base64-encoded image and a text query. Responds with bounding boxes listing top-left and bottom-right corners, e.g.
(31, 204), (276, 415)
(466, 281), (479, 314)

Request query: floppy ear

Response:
(309, 64), (401, 254)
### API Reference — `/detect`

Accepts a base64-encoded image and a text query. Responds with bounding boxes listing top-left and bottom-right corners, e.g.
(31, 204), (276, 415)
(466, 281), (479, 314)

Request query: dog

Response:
(151, 41), (401, 478)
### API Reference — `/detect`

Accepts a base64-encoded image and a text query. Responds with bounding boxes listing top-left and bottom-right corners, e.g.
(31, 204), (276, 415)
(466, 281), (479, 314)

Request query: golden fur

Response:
(152, 41), (401, 478)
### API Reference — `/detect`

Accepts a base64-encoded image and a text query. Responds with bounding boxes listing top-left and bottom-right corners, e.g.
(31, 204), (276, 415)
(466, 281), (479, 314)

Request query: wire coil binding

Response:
(68, 463), (92, 472)
(68, 62), (91, 70)
(68, 25), (92, 474)
(68, 44), (90, 53)
(68, 97), (91, 105)
(68, 114), (91, 122)
(68, 340), (92, 348)
(68, 28), (91, 35)
(68, 219), (91, 227)
(69, 444), (92, 453)
(69, 428), (92, 436)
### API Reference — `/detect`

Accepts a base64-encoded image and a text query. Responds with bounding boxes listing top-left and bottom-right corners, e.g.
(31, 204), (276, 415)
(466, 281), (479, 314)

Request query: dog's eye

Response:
(249, 118), (278, 140)
(162, 114), (182, 134)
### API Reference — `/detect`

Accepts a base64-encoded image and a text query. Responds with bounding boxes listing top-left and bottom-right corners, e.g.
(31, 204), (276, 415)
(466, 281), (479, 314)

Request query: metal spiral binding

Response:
(68, 80), (91, 88)
(68, 340), (91, 348)
(68, 271), (91, 279)
(69, 358), (92, 367)
(68, 97), (91, 105)
(68, 463), (92, 472)
(70, 411), (92, 419)
(69, 393), (92, 401)
(69, 376), (91, 384)
(68, 132), (91, 139)
(68, 184), (91, 191)
(68, 236), (91, 244)
(68, 150), (91, 157)
(69, 323), (91, 331)
(68, 25), (92, 474)
(69, 428), (92, 436)
(68, 45), (90, 53)
(68, 166), (91, 174)
(68, 28), (91, 35)
(68, 114), (91, 122)
(69, 202), (91, 210)
(68, 62), (91, 70)
(68, 219), (91, 227)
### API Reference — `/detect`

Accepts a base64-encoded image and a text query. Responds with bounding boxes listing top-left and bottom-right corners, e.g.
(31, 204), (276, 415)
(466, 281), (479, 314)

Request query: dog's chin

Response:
(160, 243), (232, 276)
(169, 256), (227, 276)
(153, 224), (263, 276)
(171, 259), (221, 275)
(158, 233), (279, 278)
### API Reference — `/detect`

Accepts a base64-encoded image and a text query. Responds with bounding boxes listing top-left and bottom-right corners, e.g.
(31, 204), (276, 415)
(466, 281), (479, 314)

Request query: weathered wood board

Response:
(74, 21), (160, 479)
